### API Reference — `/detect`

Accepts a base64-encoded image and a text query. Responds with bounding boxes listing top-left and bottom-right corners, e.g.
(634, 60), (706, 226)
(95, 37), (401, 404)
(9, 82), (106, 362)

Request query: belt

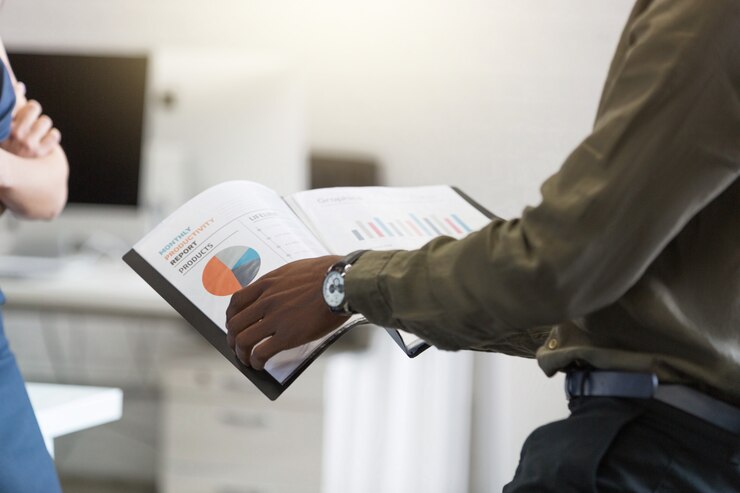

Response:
(565, 370), (740, 435)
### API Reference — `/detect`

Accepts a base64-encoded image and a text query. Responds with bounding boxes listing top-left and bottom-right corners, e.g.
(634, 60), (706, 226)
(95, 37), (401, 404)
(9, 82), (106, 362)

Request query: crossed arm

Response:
(0, 38), (68, 220)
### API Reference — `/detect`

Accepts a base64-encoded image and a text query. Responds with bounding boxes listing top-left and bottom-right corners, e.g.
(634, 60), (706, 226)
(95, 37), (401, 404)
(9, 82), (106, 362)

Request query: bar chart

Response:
(290, 185), (492, 253)
(350, 213), (473, 242)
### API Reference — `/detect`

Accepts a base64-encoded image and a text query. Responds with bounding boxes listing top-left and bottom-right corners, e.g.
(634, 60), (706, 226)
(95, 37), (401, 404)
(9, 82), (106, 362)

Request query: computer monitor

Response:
(7, 51), (148, 207)
(0, 51), (149, 260)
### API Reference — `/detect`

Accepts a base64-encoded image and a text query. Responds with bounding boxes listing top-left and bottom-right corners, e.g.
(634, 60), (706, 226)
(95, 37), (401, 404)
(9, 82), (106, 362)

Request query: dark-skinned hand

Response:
(225, 255), (350, 371)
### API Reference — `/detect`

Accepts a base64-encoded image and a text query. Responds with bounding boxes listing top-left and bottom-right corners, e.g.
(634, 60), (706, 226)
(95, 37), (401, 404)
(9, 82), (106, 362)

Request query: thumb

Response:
(12, 82), (27, 116)
(15, 81), (26, 98)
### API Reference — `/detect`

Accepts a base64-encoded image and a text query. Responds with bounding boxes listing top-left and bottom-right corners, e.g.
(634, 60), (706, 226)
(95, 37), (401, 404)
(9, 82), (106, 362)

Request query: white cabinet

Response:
(1, 262), (326, 488)
(159, 358), (325, 493)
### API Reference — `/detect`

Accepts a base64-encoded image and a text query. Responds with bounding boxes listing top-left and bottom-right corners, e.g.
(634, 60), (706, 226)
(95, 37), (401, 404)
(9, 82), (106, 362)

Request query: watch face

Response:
(323, 270), (346, 308)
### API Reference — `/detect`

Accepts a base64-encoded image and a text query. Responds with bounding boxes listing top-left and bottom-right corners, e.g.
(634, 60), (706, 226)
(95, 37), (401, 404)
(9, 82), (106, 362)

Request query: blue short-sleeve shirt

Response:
(0, 62), (16, 141)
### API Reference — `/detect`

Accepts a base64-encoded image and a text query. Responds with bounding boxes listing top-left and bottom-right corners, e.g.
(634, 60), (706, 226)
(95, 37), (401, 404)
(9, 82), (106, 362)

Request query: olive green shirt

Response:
(345, 0), (740, 406)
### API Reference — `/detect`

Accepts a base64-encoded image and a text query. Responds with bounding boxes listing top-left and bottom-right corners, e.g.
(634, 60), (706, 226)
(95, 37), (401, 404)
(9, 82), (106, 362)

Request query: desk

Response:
(0, 256), (177, 317)
(26, 383), (123, 458)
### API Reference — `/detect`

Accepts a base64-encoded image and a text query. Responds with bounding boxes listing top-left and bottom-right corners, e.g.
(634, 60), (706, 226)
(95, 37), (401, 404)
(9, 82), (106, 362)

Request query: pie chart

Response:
(202, 246), (261, 296)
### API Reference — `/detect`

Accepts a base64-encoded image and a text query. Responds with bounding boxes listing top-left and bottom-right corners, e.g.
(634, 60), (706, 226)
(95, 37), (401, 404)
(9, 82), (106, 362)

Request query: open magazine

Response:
(123, 181), (494, 399)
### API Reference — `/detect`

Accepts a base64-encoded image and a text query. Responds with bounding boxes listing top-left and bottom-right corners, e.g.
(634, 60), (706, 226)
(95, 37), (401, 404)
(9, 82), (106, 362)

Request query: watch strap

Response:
(337, 249), (368, 271)
(326, 250), (368, 314)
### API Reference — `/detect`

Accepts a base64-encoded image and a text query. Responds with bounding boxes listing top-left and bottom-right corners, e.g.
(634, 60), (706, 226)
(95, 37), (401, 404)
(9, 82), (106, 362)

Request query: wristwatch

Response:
(322, 250), (367, 315)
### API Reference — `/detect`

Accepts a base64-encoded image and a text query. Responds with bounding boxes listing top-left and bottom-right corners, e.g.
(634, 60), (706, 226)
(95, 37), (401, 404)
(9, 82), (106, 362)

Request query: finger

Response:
(12, 100), (42, 139)
(225, 310), (263, 350)
(250, 334), (287, 371)
(226, 283), (263, 321)
(234, 319), (274, 367)
(27, 115), (53, 148)
(13, 99), (42, 127)
(38, 128), (62, 154)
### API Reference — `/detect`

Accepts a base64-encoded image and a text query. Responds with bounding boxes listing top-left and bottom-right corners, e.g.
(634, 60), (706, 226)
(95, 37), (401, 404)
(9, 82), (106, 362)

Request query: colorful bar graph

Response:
(444, 217), (463, 234)
(368, 222), (384, 237)
(349, 211), (475, 243)
(374, 217), (394, 237)
(432, 216), (451, 235)
(410, 214), (433, 235)
(397, 221), (414, 236)
(406, 220), (423, 236)
(389, 223), (404, 236)
(356, 221), (374, 238)
(451, 214), (472, 233)
(424, 218), (442, 235)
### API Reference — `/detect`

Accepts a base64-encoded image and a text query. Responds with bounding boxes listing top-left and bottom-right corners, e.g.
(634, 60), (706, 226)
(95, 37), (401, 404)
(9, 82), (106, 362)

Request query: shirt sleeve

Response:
(0, 62), (15, 142)
(344, 0), (740, 356)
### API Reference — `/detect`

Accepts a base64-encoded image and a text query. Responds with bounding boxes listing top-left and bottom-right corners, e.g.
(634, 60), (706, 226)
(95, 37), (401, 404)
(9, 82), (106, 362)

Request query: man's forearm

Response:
(345, 0), (740, 353)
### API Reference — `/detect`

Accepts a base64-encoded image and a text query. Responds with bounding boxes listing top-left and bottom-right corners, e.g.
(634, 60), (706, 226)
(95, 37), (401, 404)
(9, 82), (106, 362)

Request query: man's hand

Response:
(225, 255), (349, 371)
(0, 82), (61, 158)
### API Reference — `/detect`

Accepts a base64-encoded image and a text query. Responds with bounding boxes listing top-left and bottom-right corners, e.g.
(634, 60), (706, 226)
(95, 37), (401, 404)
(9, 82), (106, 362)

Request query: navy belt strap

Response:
(565, 370), (740, 435)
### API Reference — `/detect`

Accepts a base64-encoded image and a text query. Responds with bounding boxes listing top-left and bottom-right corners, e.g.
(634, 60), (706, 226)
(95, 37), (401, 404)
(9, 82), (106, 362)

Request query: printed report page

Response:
(290, 185), (491, 253)
(289, 185), (493, 348)
(133, 181), (334, 383)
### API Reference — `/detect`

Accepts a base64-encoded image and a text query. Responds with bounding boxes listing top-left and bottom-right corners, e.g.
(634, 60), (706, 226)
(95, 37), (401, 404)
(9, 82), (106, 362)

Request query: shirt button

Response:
(546, 338), (559, 350)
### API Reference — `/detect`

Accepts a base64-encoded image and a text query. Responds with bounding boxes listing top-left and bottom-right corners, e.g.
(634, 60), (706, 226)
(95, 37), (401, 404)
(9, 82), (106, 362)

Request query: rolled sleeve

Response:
(346, 0), (740, 355)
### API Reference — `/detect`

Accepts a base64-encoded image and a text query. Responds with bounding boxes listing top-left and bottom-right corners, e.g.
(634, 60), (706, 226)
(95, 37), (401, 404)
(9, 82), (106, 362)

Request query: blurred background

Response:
(0, 1), (634, 492)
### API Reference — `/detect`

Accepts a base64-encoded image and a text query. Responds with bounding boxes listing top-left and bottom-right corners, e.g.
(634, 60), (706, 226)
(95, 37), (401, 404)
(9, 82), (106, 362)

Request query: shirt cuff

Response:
(344, 249), (400, 327)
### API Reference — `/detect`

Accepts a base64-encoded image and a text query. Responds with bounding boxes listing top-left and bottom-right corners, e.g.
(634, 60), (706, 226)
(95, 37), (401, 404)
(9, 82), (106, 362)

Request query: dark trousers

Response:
(0, 295), (62, 493)
(504, 396), (740, 492)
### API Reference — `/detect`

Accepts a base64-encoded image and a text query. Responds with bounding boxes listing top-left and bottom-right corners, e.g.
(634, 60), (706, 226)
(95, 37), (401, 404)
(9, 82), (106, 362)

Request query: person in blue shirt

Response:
(0, 36), (69, 492)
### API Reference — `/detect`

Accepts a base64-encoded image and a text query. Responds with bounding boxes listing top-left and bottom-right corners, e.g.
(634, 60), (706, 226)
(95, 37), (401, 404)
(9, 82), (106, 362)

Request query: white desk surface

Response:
(0, 256), (177, 317)
(26, 382), (123, 457)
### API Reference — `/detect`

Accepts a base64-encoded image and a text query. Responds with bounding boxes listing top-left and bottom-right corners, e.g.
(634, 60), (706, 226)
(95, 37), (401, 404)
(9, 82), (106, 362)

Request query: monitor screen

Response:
(7, 52), (148, 207)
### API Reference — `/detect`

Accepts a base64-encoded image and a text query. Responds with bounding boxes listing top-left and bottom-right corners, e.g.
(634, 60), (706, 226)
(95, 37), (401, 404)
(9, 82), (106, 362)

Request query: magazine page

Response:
(288, 185), (493, 349)
(132, 181), (336, 384)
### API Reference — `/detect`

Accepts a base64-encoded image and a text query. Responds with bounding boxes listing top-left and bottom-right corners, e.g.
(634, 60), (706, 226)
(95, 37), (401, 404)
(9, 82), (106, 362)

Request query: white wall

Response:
(1, 0), (635, 489)
(2, 0), (632, 212)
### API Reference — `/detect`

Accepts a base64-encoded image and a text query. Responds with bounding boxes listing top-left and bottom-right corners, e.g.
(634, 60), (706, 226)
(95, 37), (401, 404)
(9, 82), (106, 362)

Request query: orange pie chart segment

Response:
(202, 246), (261, 296)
